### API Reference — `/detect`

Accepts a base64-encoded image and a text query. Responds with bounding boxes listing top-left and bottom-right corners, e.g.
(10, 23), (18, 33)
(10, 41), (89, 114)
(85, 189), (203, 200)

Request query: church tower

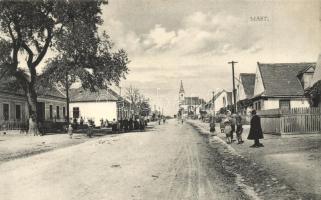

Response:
(179, 80), (185, 107)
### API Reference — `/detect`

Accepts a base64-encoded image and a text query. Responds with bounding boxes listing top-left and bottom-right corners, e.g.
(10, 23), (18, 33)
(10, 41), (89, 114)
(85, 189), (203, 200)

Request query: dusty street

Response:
(0, 120), (251, 200)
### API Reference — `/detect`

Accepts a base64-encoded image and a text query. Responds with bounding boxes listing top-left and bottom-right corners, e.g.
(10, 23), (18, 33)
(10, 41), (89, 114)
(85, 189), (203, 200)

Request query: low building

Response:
(213, 89), (233, 113)
(69, 87), (131, 126)
(236, 73), (256, 114)
(252, 62), (316, 110)
(0, 79), (66, 129)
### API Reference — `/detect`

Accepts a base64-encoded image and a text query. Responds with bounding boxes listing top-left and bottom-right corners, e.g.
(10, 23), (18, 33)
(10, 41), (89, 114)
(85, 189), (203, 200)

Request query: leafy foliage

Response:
(0, 0), (127, 133)
(306, 80), (321, 107)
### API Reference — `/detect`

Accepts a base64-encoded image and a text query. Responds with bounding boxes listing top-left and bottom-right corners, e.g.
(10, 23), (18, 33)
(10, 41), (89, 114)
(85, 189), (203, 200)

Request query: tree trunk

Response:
(26, 83), (40, 135)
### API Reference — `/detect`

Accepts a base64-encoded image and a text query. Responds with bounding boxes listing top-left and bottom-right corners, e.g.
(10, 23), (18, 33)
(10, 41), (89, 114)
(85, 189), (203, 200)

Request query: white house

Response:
(69, 87), (131, 126)
(252, 62), (316, 110)
(213, 89), (232, 113)
(236, 73), (256, 114)
(0, 78), (66, 129)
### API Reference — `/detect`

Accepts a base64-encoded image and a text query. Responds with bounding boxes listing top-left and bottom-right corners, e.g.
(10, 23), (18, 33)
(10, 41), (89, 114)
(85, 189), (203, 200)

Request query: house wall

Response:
(0, 93), (66, 126)
(0, 93), (28, 124)
(253, 66), (264, 96)
(38, 97), (66, 122)
(237, 82), (247, 101)
(253, 98), (310, 110)
(214, 91), (231, 113)
(69, 101), (117, 126)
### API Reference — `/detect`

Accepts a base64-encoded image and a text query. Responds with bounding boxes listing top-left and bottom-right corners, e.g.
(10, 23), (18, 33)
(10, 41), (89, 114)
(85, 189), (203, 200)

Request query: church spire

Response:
(179, 80), (185, 93)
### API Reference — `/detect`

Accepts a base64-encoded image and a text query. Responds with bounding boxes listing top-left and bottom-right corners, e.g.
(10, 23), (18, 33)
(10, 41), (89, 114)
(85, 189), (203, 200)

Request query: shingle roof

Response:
(239, 73), (255, 98)
(258, 62), (316, 96)
(70, 87), (119, 102)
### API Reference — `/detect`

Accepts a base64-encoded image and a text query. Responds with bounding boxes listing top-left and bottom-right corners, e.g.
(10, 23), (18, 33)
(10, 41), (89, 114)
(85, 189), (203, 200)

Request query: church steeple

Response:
(179, 80), (185, 93)
(179, 80), (185, 106)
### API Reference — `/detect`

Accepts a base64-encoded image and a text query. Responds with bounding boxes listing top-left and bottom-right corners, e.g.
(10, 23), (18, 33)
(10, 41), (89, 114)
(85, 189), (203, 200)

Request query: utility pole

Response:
(212, 91), (215, 116)
(65, 71), (70, 125)
(228, 61), (238, 113)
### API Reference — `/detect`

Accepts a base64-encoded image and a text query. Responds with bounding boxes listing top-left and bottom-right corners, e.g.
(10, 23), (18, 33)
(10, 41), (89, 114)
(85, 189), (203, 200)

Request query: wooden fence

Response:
(257, 107), (321, 134)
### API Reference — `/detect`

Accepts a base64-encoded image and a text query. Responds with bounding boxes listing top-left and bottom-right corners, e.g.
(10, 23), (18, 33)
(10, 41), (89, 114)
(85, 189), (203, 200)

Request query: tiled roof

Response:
(258, 62), (316, 96)
(184, 97), (204, 105)
(69, 87), (119, 102)
(239, 73), (255, 98)
(0, 77), (65, 99)
(311, 54), (321, 87)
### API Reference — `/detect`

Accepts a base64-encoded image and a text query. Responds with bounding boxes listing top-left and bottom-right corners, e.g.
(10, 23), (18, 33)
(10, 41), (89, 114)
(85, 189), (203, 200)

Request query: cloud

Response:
(105, 11), (263, 58)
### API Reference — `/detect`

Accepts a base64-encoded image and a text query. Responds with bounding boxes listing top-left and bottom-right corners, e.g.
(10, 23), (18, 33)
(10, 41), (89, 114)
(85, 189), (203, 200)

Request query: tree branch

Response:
(7, 22), (16, 43)
(32, 27), (52, 67)
(21, 41), (34, 66)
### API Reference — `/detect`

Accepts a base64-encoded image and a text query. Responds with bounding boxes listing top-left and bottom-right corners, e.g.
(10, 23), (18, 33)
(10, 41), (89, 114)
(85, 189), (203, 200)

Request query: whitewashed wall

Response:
(69, 101), (117, 126)
(214, 91), (230, 113)
(253, 66), (264, 96)
(260, 98), (310, 110)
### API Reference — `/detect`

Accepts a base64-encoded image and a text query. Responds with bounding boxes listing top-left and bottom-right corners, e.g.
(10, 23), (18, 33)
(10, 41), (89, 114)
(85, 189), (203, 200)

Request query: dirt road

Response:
(0, 120), (249, 200)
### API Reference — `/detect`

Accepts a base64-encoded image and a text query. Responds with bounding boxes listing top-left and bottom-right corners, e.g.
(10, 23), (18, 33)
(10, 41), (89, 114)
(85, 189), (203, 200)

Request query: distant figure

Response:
(235, 112), (244, 144)
(129, 117), (134, 131)
(112, 118), (117, 132)
(100, 118), (104, 127)
(124, 118), (129, 132)
(248, 110), (264, 148)
(163, 117), (166, 124)
(224, 119), (232, 144)
(68, 124), (73, 139)
(73, 118), (78, 130)
(209, 116), (215, 133)
(80, 117), (84, 126)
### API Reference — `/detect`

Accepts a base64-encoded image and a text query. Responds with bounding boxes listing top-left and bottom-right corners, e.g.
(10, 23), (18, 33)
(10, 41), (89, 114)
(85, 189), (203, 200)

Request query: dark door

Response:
(37, 102), (45, 122)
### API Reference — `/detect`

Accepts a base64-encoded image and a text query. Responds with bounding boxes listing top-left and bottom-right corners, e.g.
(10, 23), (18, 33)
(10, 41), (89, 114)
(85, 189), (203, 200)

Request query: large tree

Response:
(0, 0), (129, 134)
(125, 86), (151, 117)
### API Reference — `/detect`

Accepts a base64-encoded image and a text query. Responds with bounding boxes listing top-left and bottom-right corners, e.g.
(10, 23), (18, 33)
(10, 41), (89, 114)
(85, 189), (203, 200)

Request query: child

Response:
(235, 113), (244, 144)
(209, 116), (216, 133)
(224, 119), (232, 144)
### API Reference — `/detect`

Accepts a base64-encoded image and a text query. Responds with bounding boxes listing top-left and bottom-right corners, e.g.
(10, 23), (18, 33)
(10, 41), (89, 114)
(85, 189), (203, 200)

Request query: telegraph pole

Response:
(228, 61), (238, 113)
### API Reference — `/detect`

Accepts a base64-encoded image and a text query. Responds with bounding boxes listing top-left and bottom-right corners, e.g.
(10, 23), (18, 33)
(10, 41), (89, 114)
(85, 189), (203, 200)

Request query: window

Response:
(63, 107), (66, 118)
(3, 103), (9, 121)
(257, 102), (261, 111)
(49, 105), (53, 119)
(223, 97), (226, 107)
(56, 106), (60, 119)
(73, 107), (79, 118)
(279, 100), (290, 110)
(15, 104), (21, 120)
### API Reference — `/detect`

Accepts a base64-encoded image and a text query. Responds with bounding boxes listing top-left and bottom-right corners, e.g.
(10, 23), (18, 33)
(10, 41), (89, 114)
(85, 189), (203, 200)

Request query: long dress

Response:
(247, 115), (264, 140)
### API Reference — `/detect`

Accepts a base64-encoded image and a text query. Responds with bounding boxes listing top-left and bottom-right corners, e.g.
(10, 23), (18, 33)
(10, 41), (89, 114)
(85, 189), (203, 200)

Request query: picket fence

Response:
(257, 107), (321, 134)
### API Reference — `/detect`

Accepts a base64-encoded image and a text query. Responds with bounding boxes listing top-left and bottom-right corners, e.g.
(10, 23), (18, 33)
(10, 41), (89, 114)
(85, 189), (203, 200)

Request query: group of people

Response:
(72, 116), (148, 133)
(110, 117), (147, 133)
(210, 109), (264, 148)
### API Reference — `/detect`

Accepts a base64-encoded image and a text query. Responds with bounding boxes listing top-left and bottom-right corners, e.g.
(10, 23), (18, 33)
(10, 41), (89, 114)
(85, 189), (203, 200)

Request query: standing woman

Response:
(247, 109), (264, 147)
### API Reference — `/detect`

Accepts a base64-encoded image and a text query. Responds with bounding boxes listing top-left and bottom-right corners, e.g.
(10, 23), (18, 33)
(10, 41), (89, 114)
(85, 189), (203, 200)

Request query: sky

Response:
(100, 0), (321, 115)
